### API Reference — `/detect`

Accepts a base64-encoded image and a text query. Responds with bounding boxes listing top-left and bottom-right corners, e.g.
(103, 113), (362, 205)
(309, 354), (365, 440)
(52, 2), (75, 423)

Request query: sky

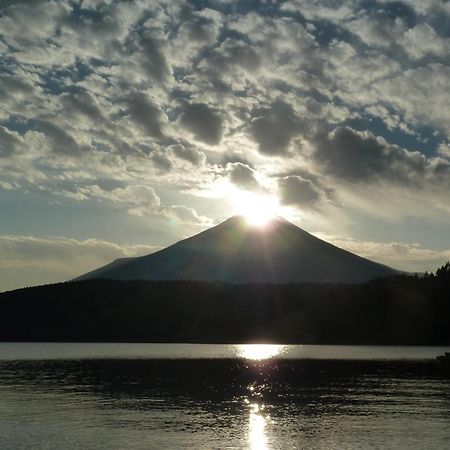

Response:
(1, 0), (450, 291)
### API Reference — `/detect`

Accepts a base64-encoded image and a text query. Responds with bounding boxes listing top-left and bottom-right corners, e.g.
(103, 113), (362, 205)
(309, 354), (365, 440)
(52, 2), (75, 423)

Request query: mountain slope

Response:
(75, 216), (401, 284)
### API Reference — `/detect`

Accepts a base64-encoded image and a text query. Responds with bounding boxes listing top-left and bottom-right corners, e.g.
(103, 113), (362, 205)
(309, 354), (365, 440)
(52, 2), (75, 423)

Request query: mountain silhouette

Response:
(75, 216), (401, 284)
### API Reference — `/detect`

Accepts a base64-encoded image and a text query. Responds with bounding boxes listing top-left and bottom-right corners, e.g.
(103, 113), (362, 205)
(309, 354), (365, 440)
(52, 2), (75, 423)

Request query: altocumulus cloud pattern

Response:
(1, 0), (450, 289)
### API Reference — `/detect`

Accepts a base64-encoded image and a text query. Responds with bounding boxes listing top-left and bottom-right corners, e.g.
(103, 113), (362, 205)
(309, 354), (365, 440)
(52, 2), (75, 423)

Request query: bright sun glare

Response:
(237, 344), (286, 360)
(233, 192), (281, 227)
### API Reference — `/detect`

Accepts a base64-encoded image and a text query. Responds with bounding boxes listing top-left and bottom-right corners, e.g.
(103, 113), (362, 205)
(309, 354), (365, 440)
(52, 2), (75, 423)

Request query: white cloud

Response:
(403, 23), (450, 59)
(60, 184), (161, 216)
(375, 64), (450, 133)
(166, 205), (212, 226)
(312, 232), (450, 273)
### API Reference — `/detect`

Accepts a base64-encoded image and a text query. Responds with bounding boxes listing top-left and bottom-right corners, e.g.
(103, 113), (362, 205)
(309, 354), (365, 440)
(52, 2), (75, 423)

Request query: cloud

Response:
(60, 87), (106, 123)
(250, 102), (303, 155)
(278, 175), (322, 209)
(0, 234), (159, 292)
(138, 33), (171, 84)
(0, 72), (37, 109)
(61, 184), (162, 217)
(0, 0), (450, 287)
(312, 232), (450, 273)
(0, 126), (24, 157)
(124, 93), (166, 139)
(166, 205), (212, 226)
(60, 183), (212, 227)
(170, 144), (205, 166)
(227, 162), (260, 190)
(149, 150), (173, 172)
(437, 143), (450, 160)
(346, 2), (417, 51)
(0, 1), (70, 50)
(33, 119), (86, 156)
(312, 126), (432, 184)
(207, 38), (262, 73)
(375, 64), (450, 133)
(424, 2), (450, 38)
(179, 103), (223, 145)
(403, 23), (450, 60)
(178, 10), (221, 46)
(111, 185), (161, 216)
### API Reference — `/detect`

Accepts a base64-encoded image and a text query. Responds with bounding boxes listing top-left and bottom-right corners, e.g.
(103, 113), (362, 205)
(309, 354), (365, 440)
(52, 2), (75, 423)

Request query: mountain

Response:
(76, 215), (401, 284)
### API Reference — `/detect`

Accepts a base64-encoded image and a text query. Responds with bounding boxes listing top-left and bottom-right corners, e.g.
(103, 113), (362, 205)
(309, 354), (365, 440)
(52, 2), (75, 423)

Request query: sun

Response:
(245, 210), (273, 227)
(232, 192), (281, 227)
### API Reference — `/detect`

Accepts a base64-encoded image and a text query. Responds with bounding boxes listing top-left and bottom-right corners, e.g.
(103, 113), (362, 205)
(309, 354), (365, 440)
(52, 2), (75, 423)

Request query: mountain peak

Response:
(215, 214), (293, 233)
(75, 216), (401, 284)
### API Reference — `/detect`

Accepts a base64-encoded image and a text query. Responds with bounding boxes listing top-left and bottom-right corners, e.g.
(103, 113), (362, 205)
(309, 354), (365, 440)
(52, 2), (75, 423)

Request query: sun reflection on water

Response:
(237, 344), (286, 360)
(248, 403), (269, 450)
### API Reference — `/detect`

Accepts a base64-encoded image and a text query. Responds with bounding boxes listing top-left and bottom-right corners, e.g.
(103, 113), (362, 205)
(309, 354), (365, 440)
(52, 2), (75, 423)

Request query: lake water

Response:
(0, 344), (449, 449)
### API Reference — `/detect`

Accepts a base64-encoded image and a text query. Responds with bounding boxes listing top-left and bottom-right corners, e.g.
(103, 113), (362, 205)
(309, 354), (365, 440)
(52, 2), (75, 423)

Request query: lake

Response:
(0, 343), (449, 449)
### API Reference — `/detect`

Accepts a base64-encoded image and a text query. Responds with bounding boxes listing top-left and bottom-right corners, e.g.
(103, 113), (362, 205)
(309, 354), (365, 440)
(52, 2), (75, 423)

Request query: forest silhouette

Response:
(0, 264), (449, 344)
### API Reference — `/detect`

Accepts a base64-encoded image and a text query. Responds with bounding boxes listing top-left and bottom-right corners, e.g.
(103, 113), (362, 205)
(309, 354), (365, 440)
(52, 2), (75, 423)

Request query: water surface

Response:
(0, 344), (449, 449)
(0, 342), (449, 361)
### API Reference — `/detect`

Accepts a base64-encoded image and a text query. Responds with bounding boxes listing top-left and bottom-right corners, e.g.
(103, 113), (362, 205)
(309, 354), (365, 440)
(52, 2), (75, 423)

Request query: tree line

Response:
(0, 263), (449, 344)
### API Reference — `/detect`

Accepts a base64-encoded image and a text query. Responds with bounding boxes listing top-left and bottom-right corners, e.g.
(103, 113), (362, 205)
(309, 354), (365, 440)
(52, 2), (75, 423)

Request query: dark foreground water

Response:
(0, 344), (449, 449)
